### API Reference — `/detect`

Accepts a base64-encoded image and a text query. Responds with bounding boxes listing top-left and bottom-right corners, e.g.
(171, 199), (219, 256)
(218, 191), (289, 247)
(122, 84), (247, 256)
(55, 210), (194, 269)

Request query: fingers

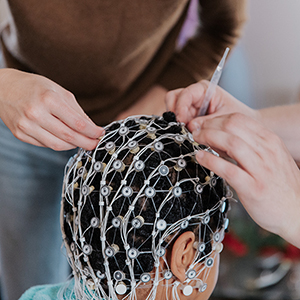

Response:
(193, 126), (262, 176)
(48, 91), (105, 139)
(0, 70), (104, 150)
(165, 88), (183, 112)
(15, 91), (103, 150)
(26, 88), (105, 150)
(195, 149), (253, 197)
(198, 113), (271, 155)
(14, 122), (77, 151)
(192, 113), (275, 177)
(171, 82), (208, 124)
(195, 116), (300, 248)
(40, 114), (102, 150)
(165, 81), (211, 124)
(188, 115), (214, 132)
(166, 80), (238, 126)
(13, 132), (47, 148)
(16, 114), (100, 151)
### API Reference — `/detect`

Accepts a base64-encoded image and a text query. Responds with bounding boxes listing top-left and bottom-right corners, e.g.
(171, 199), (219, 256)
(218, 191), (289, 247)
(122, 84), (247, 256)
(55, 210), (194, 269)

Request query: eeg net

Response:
(61, 112), (232, 300)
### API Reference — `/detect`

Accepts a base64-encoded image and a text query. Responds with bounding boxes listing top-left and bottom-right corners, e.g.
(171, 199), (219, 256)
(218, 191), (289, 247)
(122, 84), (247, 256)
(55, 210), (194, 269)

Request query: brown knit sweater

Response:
(1, 0), (247, 125)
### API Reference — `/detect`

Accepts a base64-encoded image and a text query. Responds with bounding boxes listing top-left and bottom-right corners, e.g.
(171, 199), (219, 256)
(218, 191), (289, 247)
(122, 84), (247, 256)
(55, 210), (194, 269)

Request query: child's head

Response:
(61, 112), (231, 300)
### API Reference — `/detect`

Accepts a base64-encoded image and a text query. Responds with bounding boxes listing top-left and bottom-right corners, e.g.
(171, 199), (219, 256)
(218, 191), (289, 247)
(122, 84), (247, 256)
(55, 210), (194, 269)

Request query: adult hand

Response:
(116, 85), (167, 120)
(193, 113), (300, 248)
(0, 69), (104, 150)
(165, 80), (258, 132)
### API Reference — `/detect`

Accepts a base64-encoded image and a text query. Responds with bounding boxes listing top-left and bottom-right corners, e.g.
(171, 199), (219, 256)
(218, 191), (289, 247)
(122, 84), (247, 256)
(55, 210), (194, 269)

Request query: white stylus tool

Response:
(197, 47), (230, 116)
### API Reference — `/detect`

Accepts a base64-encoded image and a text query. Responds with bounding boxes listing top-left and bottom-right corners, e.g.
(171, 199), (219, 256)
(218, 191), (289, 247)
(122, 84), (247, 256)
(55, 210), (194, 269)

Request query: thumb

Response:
(174, 81), (209, 124)
(188, 114), (216, 132)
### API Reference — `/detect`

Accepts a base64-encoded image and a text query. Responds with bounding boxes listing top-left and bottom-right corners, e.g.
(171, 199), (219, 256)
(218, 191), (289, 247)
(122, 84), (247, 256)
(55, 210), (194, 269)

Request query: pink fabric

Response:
(176, 0), (199, 50)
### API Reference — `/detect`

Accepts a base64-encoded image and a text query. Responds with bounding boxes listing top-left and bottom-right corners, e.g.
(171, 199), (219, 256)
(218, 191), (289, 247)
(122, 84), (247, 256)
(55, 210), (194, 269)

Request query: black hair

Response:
(62, 112), (229, 292)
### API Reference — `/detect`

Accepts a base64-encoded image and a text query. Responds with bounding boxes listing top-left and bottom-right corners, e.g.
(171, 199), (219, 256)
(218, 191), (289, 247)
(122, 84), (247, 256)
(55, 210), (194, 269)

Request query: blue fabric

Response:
(19, 280), (75, 300)
(0, 119), (77, 300)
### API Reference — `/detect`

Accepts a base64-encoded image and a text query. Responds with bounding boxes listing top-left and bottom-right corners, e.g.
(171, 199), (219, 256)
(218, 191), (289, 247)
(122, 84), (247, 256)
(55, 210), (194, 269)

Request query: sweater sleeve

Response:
(157, 0), (248, 90)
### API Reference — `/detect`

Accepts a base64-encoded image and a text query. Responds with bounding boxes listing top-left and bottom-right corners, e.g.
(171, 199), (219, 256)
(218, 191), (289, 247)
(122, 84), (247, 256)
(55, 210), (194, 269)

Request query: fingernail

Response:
(196, 150), (204, 158)
(192, 126), (201, 133)
(191, 128), (201, 142)
(190, 120), (201, 132)
(98, 129), (106, 139)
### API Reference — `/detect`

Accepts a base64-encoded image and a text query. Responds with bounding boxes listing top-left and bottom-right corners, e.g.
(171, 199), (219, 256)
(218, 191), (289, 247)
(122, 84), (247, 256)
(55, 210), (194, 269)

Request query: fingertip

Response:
(98, 127), (106, 138)
(83, 139), (100, 151)
(176, 106), (192, 124)
(191, 131), (200, 145)
(195, 149), (211, 170)
(165, 88), (183, 112)
(176, 113), (186, 124)
(195, 149), (204, 159)
(189, 119), (202, 132)
(89, 126), (105, 139)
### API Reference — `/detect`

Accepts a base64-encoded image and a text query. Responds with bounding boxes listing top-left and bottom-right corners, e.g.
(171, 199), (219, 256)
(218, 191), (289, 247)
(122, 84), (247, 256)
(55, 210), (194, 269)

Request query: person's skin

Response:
(166, 80), (300, 164)
(115, 85), (167, 121)
(0, 68), (167, 151)
(168, 232), (219, 300)
(257, 104), (300, 164)
(0, 68), (104, 150)
(136, 231), (219, 300)
(165, 80), (300, 249)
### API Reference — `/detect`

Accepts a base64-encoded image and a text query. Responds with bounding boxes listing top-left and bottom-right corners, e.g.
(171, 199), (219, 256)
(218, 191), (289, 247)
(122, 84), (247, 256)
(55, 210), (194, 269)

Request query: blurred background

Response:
(1, 0), (300, 299)
(220, 0), (300, 109)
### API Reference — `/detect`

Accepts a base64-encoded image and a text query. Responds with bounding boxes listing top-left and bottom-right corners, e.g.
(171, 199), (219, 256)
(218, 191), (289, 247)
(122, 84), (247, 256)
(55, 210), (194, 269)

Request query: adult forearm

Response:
(258, 104), (300, 164)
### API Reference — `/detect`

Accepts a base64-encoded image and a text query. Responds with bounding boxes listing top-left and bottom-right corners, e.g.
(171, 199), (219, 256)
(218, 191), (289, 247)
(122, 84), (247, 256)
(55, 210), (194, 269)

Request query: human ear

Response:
(170, 231), (196, 282)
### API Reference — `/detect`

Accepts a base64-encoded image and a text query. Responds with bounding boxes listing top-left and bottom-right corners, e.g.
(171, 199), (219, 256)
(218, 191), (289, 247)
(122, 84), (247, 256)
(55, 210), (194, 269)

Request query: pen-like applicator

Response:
(197, 47), (230, 116)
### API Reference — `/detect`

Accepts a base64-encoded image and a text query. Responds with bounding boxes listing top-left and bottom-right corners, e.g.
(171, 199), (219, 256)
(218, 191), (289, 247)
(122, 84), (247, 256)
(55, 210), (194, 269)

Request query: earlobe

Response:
(170, 231), (196, 282)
